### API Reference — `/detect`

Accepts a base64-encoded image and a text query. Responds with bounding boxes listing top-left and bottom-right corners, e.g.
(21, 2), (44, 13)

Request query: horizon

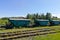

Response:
(0, 0), (60, 18)
(0, 12), (60, 18)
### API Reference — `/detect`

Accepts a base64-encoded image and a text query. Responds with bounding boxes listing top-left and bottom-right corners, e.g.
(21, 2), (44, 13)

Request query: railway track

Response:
(0, 28), (59, 40)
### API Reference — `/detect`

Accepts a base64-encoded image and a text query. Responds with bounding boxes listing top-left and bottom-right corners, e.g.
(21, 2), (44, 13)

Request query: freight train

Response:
(3, 18), (60, 29)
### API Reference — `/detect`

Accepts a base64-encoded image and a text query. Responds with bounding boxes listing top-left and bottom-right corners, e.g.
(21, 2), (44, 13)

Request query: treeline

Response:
(26, 13), (59, 20)
(0, 12), (60, 20)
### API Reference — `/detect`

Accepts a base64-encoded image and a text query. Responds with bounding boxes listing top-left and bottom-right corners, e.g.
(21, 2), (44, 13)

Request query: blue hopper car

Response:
(9, 18), (31, 28)
(50, 20), (60, 25)
(35, 19), (49, 26)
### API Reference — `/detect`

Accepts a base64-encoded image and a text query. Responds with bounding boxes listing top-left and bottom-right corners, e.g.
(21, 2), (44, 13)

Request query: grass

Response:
(0, 26), (60, 33)
(32, 33), (60, 40)
(0, 26), (60, 40)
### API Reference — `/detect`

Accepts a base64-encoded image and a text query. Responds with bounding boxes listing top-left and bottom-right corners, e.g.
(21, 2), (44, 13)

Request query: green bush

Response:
(0, 19), (9, 25)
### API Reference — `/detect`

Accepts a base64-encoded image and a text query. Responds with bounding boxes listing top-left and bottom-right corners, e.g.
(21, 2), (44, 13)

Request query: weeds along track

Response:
(0, 28), (54, 37)
(0, 28), (59, 40)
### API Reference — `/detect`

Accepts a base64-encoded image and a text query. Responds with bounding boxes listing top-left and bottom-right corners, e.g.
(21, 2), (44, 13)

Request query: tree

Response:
(1, 17), (9, 20)
(40, 13), (46, 19)
(52, 16), (58, 20)
(35, 13), (39, 19)
(26, 14), (30, 19)
(46, 13), (52, 20)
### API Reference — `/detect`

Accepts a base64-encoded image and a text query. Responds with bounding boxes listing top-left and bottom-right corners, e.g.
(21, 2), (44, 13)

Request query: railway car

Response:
(50, 20), (60, 25)
(9, 18), (31, 28)
(4, 18), (60, 29)
(35, 19), (49, 26)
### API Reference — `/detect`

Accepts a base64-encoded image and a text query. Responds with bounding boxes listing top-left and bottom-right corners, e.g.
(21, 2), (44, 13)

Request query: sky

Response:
(0, 0), (60, 18)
